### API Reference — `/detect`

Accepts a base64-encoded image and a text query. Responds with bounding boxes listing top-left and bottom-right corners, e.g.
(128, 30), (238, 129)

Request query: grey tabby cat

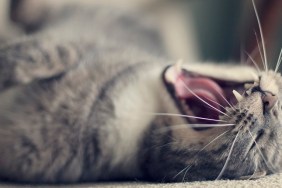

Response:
(0, 0), (282, 183)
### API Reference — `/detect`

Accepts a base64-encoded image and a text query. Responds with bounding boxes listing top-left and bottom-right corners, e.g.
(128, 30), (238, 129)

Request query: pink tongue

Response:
(175, 76), (226, 113)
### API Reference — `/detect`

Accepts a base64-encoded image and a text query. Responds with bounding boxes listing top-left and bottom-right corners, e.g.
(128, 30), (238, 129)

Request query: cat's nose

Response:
(262, 92), (278, 111)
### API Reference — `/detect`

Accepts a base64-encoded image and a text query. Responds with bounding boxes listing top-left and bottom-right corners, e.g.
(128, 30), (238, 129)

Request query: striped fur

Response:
(0, 0), (281, 183)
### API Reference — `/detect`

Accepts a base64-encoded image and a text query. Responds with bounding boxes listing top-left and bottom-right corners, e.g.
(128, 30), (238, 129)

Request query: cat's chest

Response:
(90, 65), (166, 177)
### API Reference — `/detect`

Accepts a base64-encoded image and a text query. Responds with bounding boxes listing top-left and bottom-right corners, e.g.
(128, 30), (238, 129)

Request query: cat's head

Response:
(142, 62), (282, 182)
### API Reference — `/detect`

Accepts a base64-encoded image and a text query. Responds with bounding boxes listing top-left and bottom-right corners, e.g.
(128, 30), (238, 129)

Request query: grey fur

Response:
(0, 0), (281, 184)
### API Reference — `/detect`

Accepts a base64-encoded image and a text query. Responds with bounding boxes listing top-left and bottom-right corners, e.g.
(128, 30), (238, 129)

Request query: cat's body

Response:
(0, 5), (167, 182)
(0, 0), (282, 183)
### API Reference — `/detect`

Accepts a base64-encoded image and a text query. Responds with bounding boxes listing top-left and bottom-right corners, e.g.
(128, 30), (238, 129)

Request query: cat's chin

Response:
(162, 63), (250, 128)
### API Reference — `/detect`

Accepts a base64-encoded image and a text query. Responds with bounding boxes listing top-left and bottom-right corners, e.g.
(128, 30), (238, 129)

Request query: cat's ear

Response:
(10, 0), (51, 32)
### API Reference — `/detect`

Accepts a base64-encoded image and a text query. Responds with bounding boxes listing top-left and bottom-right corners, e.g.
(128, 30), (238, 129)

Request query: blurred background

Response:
(0, 0), (281, 69)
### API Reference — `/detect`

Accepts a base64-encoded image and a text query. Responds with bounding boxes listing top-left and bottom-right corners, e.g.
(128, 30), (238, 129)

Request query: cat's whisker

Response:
(247, 129), (278, 173)
(219, 95), (235, 111)
(199, 130), (230, 153)
(205, 97), (232, 112)
(183, 130), (231, 181)
(150, 112), (227, 122)
(216, 130), (240, 180)
(181, 165), (192, 182)
(151, 141), (175, 150)
(156, 124), (234, 133)
(252, 0), (268, 71)
(209, 89), (236, 111)
(240, 163), (258, 180)
(188, 123), (234, 128)
(175, 130), (230, 180)
(179, 79), (230, 118)
(248, 164), (258, 180)
(244, 51), (261, 74)
(245, 46), (261, 69)
(254, 31), (266, 71)
(173, 165), (191, 181)
(274, 48), (282, 72)
(279, 49), (282, 64)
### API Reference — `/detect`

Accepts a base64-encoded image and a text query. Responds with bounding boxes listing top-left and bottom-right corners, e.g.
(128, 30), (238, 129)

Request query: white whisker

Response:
(151, 141), (175, 150)
(205, 97), (231, 112)
(248, 164), (258, 180)
(247, 129), (277, 173)
(173, 165), (191, 180)
(200, 130), (230, 152)
(246, 46), (259, 65)
(181, 165), (192, 182)
(254, 31), (266, 70)
(252, 0), (268, 70)
(244, 51), (261, 74)
(150, 112), (227, 122)
(176, 130), (230, 180)
(156, 124), (234, 133)
(215, 90), (235, 111)
(188, 123), (234, 128)
(240, 164), (258, 180)
(216, 130), (240, 180)
(275, 48), (282, 72)
(179, 79), (230, 117)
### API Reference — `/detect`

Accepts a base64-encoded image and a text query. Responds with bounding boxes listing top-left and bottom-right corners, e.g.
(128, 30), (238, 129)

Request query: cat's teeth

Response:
(233, 90), (243, 102)
(165, 67), (177, 83)
(244, 83), (253, 89)
(245, 89), (251, 96)
(175, 59), (183, 73)
(165, 61), (183, 83)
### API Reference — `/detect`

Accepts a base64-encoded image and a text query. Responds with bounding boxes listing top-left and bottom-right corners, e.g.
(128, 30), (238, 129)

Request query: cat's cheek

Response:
(170, 125), (229, 150)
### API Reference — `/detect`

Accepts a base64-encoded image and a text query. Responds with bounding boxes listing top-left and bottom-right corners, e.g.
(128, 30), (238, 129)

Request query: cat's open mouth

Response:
(163, 64), (247, 127)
